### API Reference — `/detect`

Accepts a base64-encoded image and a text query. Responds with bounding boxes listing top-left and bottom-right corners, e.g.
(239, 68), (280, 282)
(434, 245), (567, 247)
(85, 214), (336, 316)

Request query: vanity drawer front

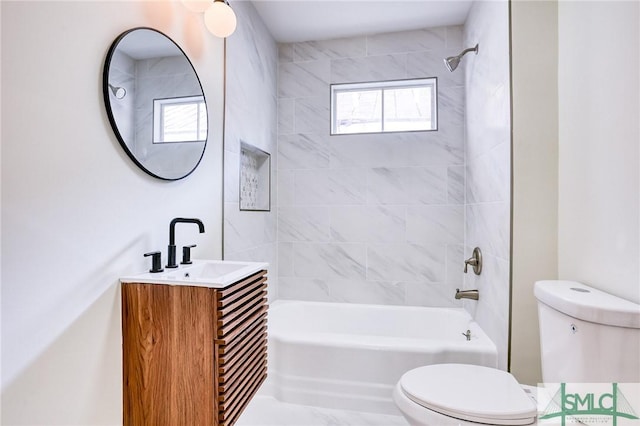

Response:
(214, 270), (268, 426)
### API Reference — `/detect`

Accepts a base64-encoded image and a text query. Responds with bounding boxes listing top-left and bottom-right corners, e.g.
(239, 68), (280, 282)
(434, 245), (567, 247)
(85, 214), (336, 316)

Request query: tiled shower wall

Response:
(224, 2), (278, 297)
(463, 0), (511, 370)
(277, 27), (467, 306)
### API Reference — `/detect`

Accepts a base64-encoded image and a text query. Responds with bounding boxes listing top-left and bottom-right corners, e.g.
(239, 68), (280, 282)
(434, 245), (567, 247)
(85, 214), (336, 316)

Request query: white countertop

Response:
(120, 259), (269, 288)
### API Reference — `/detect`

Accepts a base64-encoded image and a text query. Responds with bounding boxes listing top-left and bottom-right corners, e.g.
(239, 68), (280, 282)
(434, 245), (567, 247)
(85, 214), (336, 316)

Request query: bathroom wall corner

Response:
(223, 1), (279, 300)
(510, 0), (559, 386)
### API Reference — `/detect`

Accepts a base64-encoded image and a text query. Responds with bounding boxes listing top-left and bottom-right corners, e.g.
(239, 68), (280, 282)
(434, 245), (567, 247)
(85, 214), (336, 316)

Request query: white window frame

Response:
(153, 95), (207, 143)
(330, 78), (438, 135)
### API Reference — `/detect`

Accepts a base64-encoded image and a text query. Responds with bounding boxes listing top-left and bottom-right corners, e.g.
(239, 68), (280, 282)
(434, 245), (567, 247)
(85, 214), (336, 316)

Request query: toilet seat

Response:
(399, 364), (537, 425)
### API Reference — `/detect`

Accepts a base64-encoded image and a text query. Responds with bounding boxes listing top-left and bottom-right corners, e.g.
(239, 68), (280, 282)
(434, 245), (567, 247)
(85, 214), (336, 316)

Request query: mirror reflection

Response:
(103, 27), (208, 180)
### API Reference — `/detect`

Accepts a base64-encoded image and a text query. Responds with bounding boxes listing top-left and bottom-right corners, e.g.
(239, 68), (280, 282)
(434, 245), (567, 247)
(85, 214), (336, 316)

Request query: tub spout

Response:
(455, 288), (479, 300)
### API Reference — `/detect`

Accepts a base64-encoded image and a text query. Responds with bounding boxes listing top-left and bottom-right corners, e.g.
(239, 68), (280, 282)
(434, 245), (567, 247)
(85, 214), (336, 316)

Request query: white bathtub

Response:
(264, 300), (498, 415)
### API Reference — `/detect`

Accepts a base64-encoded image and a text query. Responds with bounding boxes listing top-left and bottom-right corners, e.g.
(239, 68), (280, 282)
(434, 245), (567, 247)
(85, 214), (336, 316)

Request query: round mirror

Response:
(103, 27), (208, 180)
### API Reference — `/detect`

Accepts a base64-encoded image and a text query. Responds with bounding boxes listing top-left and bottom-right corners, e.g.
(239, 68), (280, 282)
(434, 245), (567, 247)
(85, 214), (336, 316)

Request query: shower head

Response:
(108, 83), (127, 99)
(444, 44), (479, 72)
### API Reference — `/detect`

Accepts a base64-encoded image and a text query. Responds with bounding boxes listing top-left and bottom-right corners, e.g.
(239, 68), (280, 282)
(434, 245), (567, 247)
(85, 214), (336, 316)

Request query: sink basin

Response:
(121, 259), (269, 288)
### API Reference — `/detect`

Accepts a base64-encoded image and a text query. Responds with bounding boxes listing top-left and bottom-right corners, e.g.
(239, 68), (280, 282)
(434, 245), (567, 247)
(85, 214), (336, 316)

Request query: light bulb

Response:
(182, 0), (211, 13)
(204, 1), (237, 38)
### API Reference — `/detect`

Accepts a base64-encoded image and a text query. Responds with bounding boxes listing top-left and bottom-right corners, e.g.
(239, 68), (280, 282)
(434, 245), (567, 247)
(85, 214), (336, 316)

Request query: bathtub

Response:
(263, 300), (498, 415)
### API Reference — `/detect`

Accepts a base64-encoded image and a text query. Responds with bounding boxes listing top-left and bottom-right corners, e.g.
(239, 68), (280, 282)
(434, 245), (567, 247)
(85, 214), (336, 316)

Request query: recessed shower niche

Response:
(240, 141), (271, 211)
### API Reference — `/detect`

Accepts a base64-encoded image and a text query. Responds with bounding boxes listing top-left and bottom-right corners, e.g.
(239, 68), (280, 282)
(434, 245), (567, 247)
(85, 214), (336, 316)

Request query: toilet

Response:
(393, 280), (640, 426)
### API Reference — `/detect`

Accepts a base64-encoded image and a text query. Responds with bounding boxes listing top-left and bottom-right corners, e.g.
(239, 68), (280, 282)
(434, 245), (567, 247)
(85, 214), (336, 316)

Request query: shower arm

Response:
(458, 44), (479, 58)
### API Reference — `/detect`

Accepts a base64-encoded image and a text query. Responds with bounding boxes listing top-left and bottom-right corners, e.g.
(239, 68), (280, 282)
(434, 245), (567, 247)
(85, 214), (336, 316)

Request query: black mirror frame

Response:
(103, 27), (208, 181)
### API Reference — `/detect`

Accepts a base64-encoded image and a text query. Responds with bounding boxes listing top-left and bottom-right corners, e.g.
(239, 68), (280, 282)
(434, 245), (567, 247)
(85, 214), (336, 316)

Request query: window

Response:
(330, 78), (437, 135)
(153, 96), (207, 143)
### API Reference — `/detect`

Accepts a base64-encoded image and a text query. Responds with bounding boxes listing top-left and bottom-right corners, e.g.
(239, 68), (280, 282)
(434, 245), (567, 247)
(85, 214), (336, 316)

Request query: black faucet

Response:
(166, 218), (205, 268)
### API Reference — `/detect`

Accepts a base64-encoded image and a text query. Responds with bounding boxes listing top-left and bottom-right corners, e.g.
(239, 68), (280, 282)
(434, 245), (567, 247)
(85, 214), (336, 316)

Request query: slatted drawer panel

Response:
(215, 270), (268, 426)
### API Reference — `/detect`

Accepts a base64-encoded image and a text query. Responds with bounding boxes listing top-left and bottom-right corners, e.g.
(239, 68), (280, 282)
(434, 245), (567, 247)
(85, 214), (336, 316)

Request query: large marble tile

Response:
(438, 86), (465, 128)
(465, 202), (510, 261)
(278, 133), (330, 170)
(405, 280), (461, 307)
(278, 277), (331, 302)
(330, 54), (406, 84)
(411, 167), (449, 204)
(328, 136), (370, 168)
(224, 150), (240, 203)
(329, 204), (407, 244)
(446, 25), (465, 49)
(364, 134), (413, 167)
(329, 205), (369, 243)
(466, 141), (510, 204)
(365, 205), (406, 243)
(279, 60), (330, 98)
(366, 27), (446, 55)
(366, 243), (445, 282)
(278, 98), (295, 135)
(406, 205), (464, 244)
(294, 96), (330, 134)
(406, 49), (465, 88)
(447, 165), (465, 204)
(294, 243), (367, 280)
(277, 169), (295, 206)
(295, 169), (366, 205)
(224, 202), (269, 254)
(278, 242), (294, 277)
(237, 396), (408, 426)
(294, 36), (366, 61)
(406, 127), (465, 167)
(330, 279), (405, 305)
(278, 206), (330, 242)
(366, 166), (448, 206)
(445, 244), (465, 287)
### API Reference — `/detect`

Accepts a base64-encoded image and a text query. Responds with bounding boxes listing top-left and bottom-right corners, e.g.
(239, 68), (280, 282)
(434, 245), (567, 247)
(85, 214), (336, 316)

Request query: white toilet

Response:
(393, 280), (640, 426)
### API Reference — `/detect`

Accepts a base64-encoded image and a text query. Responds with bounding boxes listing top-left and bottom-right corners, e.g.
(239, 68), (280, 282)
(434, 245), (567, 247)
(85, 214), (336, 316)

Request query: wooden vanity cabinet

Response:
(121, 270), (268, 426)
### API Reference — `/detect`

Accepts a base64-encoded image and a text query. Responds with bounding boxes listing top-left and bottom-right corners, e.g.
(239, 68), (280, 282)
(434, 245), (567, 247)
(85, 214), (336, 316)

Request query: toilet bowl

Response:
(393, 364), (537, 426)
(393, 280), (640, 426)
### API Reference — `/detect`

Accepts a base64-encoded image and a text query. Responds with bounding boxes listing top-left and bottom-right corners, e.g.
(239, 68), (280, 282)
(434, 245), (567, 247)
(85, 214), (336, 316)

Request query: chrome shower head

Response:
(444, 44), (479, 72)
(108, 83), (127, 99)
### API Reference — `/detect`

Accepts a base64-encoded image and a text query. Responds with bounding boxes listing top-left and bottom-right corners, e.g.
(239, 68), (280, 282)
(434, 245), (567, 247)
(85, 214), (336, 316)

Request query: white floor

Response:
(236, 396), (409, 426)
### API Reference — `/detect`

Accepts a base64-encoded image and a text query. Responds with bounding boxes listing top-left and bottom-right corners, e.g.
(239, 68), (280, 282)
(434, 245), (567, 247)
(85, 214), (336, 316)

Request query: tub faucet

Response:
(166, 218), (205, 268)
(462, 329), (472, 341)
(455, 288), (479, 300)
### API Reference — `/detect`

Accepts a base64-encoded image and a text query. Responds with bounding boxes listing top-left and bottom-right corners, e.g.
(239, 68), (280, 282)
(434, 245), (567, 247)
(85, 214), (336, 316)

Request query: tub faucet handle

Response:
(464, 247), (482, 275)
(462, 329), (472, 341)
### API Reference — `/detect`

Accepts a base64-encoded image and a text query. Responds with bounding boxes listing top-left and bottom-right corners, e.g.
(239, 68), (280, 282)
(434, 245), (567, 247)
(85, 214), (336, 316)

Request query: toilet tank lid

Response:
(534, 280), (640, 329)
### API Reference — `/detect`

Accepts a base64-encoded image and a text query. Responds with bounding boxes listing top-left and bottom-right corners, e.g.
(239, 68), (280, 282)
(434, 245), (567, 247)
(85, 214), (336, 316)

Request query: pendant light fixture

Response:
(182, 0), (237, 38)
(204, 0), (237, 38)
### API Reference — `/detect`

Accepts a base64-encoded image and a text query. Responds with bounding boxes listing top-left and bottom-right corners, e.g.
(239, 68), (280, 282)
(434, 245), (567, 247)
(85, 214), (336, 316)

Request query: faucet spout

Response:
(169, 217), (205, 245)
(455, 288), (479, 300)
(167, 218), (205, 268)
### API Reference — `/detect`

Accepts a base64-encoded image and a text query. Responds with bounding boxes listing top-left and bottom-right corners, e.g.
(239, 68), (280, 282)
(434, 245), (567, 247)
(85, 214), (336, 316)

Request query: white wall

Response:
(510, 0), (559, 385)
(557, 1), (639, 304)
(1, 2), (224, 424)
(511, 0), (639, 385)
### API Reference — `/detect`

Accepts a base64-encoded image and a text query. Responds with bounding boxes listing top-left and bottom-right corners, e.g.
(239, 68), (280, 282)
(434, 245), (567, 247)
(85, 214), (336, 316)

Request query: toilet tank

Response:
(534, 280), (640, 383)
